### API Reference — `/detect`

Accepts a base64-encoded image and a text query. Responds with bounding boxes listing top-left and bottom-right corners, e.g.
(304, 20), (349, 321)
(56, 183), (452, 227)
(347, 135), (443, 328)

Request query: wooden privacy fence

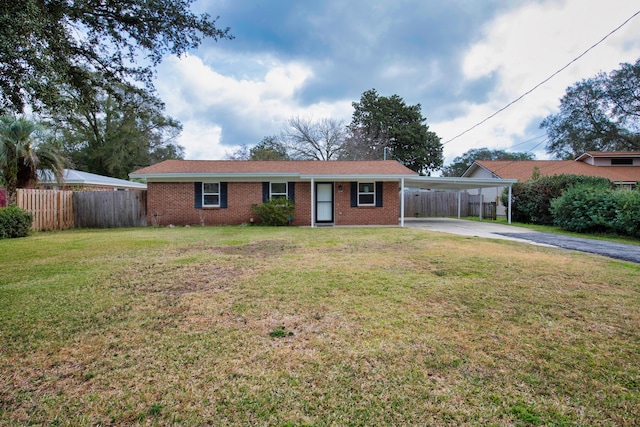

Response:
(404, 191), (497, 219)
(74, 190), (147, 228)
(17, 189), (74, 231)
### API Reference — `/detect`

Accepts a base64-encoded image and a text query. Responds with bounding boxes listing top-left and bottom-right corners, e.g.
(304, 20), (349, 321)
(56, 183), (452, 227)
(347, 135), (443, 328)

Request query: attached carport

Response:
(399, 176), (518, 227)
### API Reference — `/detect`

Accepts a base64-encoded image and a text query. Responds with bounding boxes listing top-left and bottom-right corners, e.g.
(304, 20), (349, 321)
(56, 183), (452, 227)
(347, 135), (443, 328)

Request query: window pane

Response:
(359, 183), (373, 193)
(204, 195), (219, 206)
(359, 194), (374, 205)
(271, 182), (287, 194)
(204, 183), (219, 193)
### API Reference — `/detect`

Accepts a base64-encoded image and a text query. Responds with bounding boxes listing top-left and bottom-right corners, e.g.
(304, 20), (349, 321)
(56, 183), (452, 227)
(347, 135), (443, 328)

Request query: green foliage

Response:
(0, 205), (33, 238)
(269, 325), (294, 338)
(346, 89), (443, 174)
(0, 116), (66, 204)
(441, 147), (535, 177)
(541, 59), (640, 159)
(617, 190), (640, 238)
(550, 183), (620, 233)
(250, 136), (290, 160)
(501, 174), (612, 225)
(251, 198), (295, 226)
(0, 0), (232, 115)
(551, 186), (640, 237)
(48, 83), (184, 179)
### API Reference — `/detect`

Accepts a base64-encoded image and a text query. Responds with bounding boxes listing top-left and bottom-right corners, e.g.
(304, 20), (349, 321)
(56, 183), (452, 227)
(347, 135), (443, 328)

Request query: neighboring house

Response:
(39, 169), (147, 191)
(130, 160), (518, 227)
(462, 151), (640, 216)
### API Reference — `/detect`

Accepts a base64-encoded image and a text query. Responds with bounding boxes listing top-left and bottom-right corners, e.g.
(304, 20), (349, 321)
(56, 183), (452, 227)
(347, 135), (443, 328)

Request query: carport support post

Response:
(457, 191), (461, 219)
(400, 178), (405, 227)
(479, 188), (483, 220)
(508, 185), (512, 224)
(310, 178), (315, 228)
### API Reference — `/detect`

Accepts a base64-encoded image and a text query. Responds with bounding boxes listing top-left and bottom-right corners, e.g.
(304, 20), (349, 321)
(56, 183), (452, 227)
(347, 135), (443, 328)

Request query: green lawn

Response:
(1, 226), (639, 426)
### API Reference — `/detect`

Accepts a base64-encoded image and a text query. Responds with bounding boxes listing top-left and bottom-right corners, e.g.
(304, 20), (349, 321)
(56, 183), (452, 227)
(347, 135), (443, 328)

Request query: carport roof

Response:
(402, 176), (517, 191)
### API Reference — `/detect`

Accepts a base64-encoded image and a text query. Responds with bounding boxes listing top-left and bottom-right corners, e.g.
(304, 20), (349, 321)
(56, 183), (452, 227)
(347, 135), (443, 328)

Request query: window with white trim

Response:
(203, 182), (220, 207)
(358, 182), (375, 206)
(270, 182), (288, 199)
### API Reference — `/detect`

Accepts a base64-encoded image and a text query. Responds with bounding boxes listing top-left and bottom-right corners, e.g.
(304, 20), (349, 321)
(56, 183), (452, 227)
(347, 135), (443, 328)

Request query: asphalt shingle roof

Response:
(131, 160), (417, 177)
(472, 160), (640, 183)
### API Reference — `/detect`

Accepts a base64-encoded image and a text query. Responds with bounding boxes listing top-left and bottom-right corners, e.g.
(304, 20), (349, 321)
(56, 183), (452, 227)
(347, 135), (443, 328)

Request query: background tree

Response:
(224, 145), (250, 160)
(541, 59), (640, 159)
(46, 85), (184, 179)
(0, 116), (66, 204)
(0, 0), (232, 115)
(280, 117), (346, 160)
(441, 147), (535, 177)
(250, 136), (290, 160)
(346, 89), (442, 174)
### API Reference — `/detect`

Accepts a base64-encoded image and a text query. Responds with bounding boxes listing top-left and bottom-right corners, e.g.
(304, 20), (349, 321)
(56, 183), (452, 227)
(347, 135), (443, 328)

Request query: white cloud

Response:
(437, 0), (640, 163)
(156, 54), (353, 159)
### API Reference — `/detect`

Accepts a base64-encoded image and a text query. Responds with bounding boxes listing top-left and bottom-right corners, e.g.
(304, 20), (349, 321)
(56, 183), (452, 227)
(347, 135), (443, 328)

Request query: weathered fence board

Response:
(404, 191), (470, 217)
(404, 191), (497, 219)
(74, 190), (147, 228)
(17, 189), (74, 231)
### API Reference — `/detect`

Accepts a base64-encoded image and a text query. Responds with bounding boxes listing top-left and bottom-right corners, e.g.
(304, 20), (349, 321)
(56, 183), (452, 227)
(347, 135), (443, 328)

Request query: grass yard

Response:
(1, 226), (639, 426)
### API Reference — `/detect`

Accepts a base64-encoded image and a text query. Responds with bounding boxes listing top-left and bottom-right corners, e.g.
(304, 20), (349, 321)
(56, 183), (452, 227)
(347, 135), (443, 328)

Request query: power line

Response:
(505, 133), (547, 150)
(442, 9), (640, 146)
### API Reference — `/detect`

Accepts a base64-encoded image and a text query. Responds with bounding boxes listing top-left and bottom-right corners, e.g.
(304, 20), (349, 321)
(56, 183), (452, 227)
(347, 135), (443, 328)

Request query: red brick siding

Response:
(334, 181), (399, 226)
(147, 181), (399, 226)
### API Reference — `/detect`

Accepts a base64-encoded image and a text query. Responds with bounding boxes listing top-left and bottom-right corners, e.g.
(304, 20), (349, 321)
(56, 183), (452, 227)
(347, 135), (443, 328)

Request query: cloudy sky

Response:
(154, 0), (640, 168)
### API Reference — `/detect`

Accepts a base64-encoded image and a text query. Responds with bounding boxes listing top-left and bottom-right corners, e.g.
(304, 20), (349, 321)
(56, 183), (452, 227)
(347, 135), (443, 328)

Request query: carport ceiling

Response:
(403, 177), (518, 191)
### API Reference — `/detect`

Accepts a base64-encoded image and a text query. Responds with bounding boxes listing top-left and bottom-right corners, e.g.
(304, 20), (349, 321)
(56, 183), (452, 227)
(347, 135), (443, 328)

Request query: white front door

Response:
(316, 183), (334, 223)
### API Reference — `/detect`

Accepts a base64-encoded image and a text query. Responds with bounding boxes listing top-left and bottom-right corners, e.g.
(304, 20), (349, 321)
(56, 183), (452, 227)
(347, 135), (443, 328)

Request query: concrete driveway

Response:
(404, 218), (640, 264)
(404, 218), (541, 243)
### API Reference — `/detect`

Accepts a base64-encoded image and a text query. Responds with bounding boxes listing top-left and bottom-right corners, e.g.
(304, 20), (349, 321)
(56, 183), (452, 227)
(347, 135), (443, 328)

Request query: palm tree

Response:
(0, 116), (66, 205)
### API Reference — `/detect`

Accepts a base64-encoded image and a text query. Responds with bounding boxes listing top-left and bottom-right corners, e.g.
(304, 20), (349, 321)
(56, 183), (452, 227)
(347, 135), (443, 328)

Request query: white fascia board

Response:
(299, 174), (415, 181)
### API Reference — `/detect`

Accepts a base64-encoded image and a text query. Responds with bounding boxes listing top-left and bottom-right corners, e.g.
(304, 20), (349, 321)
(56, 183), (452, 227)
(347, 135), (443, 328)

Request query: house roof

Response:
(131, 159), (519, 190)
(130, 160), (418, 181)
(575, 151), (640, 161)
(465, 160), (640, 183)
(40, 169), (147, 189)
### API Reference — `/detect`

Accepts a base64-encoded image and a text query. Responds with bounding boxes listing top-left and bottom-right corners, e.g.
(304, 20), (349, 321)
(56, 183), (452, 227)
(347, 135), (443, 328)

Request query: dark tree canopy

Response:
(46, 84), (184, 179)
(250, 136), (290, 160)
(442, 148), (535, 177)
(0, 0), (232, 115)
(346, 89), (442, 174)
(541, 58), (640, 159)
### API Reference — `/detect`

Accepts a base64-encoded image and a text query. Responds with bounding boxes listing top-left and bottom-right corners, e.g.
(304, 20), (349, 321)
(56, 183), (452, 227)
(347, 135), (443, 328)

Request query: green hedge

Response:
(0, 205), (33, 239)
(502, 175), (613, 225)
(551, 186), (640, 237)
(251, 198), (295, 226)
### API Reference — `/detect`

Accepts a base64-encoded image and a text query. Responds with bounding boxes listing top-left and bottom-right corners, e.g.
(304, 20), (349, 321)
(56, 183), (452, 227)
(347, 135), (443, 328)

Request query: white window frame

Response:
(202, 182), (220, 207)
(270, 182), (288, 200)
(358, 182), (375, 206)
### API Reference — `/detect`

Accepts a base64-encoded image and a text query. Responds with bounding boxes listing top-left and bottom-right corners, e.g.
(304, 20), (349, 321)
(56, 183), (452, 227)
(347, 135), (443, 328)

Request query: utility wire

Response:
(442, 9), (640, 146)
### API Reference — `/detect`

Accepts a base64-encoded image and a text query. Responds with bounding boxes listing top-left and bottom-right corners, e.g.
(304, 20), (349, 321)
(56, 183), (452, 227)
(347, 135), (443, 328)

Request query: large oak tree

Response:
(541, 59), (640, 159)
(0, 0), (232, 115)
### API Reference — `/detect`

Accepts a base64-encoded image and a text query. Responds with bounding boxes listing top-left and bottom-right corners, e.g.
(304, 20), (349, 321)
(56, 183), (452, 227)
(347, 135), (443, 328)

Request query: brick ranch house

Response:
(130, 159), (518, 227)
(130, 160), (418, 227)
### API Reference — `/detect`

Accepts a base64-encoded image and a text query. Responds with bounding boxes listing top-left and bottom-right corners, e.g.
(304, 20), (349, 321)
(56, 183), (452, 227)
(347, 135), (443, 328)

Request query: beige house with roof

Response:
(462, 151), (640, 216)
